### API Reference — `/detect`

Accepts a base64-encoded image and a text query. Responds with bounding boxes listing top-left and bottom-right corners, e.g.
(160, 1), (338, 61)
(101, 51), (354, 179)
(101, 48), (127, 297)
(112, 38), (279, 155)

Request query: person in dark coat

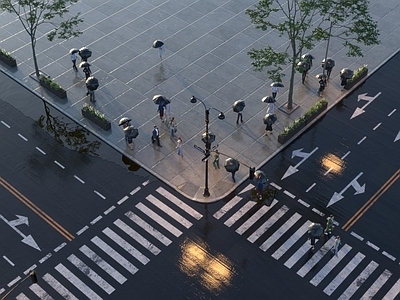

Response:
(340, 76), (347, 91)
(318, 79), (325, 96)
(83, 66), (91, 80)
(152, 125), (162, 147)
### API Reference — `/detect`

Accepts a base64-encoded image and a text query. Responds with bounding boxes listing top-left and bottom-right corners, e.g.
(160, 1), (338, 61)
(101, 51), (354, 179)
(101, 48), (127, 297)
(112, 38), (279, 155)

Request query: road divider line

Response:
(0, 177), (74, 241)
(388, 109), (396, 117)
(73, 175), (84, 184)
(373, 123), (382, 130)
(18, 133), (27, 141)
(1, 120), (10, 128)
(342, 169), (400, 231)
(36, 147), (46, 155)
(357, 136), (367, 145)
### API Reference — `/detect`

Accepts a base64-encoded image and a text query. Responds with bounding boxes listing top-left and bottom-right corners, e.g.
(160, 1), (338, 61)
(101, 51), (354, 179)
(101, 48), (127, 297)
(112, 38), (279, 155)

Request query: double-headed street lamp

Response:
(190, 96), (225, 197)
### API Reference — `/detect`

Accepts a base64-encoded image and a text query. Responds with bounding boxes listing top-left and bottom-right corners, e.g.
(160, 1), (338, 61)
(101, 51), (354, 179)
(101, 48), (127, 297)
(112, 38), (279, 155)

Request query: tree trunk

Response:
(287, 60), (296, 110)
(31, 36), (40, 78)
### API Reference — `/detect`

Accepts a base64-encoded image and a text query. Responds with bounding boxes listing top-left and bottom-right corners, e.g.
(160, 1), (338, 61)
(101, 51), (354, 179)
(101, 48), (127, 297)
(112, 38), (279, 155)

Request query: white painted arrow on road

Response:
(395, 130), (400, 142)
(328, 172), (365, 207)
(0, 214), (41, 251)
(281, 147), (319, 180)
(350, 92), (381, 119)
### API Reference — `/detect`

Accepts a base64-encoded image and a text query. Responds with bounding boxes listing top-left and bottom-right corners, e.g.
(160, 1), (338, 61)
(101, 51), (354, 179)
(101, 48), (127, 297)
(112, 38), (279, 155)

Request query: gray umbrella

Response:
(69, 48), (79, 54)
(316, 73), (328, 79)
(224, 158), (240, 173)
(340, 68), (354, 79)
(308, 223), (323, 237)
(153, 94), (168, 105)
(321, 58), (335, 68)
(301, 53), (315, 60)
(254, 170), (268, 184)
(262, 96), (276, 103)
(86, 77), (99, 91)
(271, 82), (284, 87)
(152, 40), (164, 48)
(232, 100), (245, 113)
(119, 117), (132, 126)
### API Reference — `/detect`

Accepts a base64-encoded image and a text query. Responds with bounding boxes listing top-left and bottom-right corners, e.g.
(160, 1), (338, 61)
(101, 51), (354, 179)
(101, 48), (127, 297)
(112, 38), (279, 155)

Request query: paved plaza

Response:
(0, 0), (399, 202)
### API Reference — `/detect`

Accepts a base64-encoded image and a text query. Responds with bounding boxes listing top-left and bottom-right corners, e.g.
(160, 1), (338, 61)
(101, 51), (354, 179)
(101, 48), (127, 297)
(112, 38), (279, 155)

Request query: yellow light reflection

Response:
(179, 239), (234, 294)
(321, 153), (345, 175)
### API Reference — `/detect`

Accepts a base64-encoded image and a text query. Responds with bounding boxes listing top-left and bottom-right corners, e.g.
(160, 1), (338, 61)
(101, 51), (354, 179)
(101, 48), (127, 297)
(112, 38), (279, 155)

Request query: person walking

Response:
(318, 78), (325, 96)
(165, 101), (171, 121)
(266, 97), (275, 114)
(331, 236), (341, 257)
(271, 86), (279, 99)
(83, 66), (91, 80)
(71, 52), (78, 72)
(213, 150), (220, 169)
(324, 215), (335, 239)
(231, 170), (236, 183)
(340, 75), (347, 91)
(157, 103), (165, 122)
(158, 44), (165, 60)
(152, 125), (162, 147)
(265, 114), (274, 134)
(176, 137), (183, 157)
(169, 117), (176, 139)
(236, 111), (243, 124)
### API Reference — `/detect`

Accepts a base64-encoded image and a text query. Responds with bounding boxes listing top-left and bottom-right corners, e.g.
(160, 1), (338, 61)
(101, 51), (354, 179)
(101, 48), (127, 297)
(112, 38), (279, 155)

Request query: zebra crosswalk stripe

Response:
(224, 201), (256, 227)
(114, 219), (161, 255)
(338, 260), (379, 300)
(259, 213), (301, 252)
(55, 263), (102, 300)
(67, 254), (115, 295)
(15, 293), (28, 300)
(297, 236), (335, 277)
(213, 196), (242, 220)
(284, 240), (312, 269)
(79, 245), (127, 284)
(156, 187), (203, 220)
(247, 206), (289, 243)
(136, 203), (182, 237)
(29, 283), (54, 300)
(236, 200), (278, 235)
(42, 273), (78, 300)
(91, 236), (139, 275)
(146, 194), (192, 228)
(382, 278), (400, 300)
(323, 252), (365, 296)
(272, 221), (311, 260)
(103, 227), (150, 265)
(125, 211), (172, 246)
(309, 244), (352, 286)
(360, 269), (392, 299)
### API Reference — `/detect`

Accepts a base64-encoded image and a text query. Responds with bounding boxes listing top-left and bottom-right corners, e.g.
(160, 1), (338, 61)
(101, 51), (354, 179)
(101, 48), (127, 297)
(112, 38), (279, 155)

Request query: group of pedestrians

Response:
(308, 214), (342, 257)
(70, 49), (94, 101)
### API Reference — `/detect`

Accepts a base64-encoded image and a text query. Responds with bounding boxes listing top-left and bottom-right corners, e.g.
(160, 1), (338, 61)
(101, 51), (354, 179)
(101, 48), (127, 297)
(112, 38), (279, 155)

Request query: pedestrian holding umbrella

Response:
(152, 40), (165, 60)
(322, 58), (335, 79)
(152, 94), (168, 105)
(297, 61), (310, 84)
(263, 113), (277, 134)
(69, 49), (79, 72)
(118, 117), (132, 127)
(301, 53), (315, 68)
(79, 47), (92, 62)
(232, 100), (245, 124)
(86, 76), (99, 103)
(124, 125), (139, 150)
(224, 158), (240, 182)
(340, 68), (353, 90)
(308, 222), (323, 250)
(253, 170), (267, 198)
(79, 62), (91, 79)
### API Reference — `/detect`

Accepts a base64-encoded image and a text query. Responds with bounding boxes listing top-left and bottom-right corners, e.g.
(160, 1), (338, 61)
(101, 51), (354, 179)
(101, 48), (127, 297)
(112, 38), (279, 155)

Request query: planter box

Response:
(40, 80), (67, 99)
(344, 70), (368, 90)
(278, 101), (327, 144)
(81, 108), (111, 131)
(0, 53), (17, 67)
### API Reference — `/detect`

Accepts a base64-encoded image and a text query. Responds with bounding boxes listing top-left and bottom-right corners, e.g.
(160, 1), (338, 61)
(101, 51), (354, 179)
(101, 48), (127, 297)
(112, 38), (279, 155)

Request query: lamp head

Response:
(190, 96), (197, 103)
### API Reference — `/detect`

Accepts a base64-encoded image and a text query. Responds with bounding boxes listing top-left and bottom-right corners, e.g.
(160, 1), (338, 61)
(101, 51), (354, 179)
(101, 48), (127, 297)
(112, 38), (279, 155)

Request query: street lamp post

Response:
(190, 96), (225, 197)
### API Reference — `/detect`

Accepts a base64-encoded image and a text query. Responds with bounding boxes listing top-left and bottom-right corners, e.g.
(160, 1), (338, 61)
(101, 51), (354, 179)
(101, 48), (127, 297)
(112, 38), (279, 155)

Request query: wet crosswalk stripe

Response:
(42, 273), (78, 300)
(284, 240), (312, 269)
(383, 278), (400, 299)
(55, 263), (102, 300)
(125, 211), (172, 246)
(29, 284), (54, 299)
(213, 196), (242, 219)
(224, 201), (256, 227)
(360, 269), (392, 299)
(236, 200), (278, 235)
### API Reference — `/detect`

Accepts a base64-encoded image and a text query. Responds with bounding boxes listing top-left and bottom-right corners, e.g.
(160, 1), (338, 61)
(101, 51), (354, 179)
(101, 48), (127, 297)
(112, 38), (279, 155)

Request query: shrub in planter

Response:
(278, 98), (327, 144)
(39, 75), (67, 98)
(0, 48), (17, 67)
(345, 64), (368, 90)
(81, 103), (111, 130)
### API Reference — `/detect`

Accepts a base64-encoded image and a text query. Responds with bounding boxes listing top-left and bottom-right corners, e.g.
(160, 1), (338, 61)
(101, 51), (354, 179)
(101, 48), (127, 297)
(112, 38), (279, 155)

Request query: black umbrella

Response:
(232, 100), (245, 113)
(340, 68), (354, 79)
(152, 40), (164, 48)
(79, 62), (91, 68)
(263, 113), (277, 125)
(124, 126), (139, 138)
(315, 73), (328, 79)
(254, 170), (268, 185)
(79, 47), (92, 61)
(152, 94), (168, 105)
(321, 58), (335, 68)
(69, 48), (79, 54)
(119, 117), (132, 126)
(224, 158), (240, 173)
(308, 223), (323, 237)
(261, 96), (276, 103)
(86, 77), (99, 91)
(301, 53), (315, 60)
(270, 82), (284, 87)
(297, 61), (310, 73)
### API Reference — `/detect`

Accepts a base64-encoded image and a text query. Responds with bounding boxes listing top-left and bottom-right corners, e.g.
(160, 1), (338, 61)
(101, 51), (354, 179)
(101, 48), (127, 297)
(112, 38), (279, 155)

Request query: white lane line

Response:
(130, 186), (141, 195)
(297, 199), (310, 207)
(3, 255), (14, 266)
(73, 175), (85, 184)
(54, 160), (65, 169)
(18, 133), (28, 141)
(306, 183), (316, 192)
(382, 251), (396, 261)
(8, 276), (21, 287)
(388, 109), (396, 117)
(76, 226), (89, 236)
(373, 122), (382, 130)
(104, 206), (115, 215)
(283, 190), (295, 199)
(366, 241), (380, 251)
(238, 183), (255, 194)
(323, 252), (365, 296)
(260, 213), (302, 252)
(24, 266), (36, 276)
(338, 260), (379, 300)
(125, 211), (172, 246)
(324, 168), (333, 175)
(312, 208), (324, 216)
(146, 194), (192, 228)
(94, 190), (106, 199)
(114, 219), (161, 255)
(39, 253), (52, 264)
(54, 243), (66, 252)
(272, 221), (312, 260)
(136, 203), (182, 237)
(118, 195), (129, 205)
(360, 269), (392, 300)
(270, 182), (281, 190)
(350, 231), (364, 241)
(142, 180), (150, 186)
(80, 245), (127, 284)
(357, 136), (367, 145)
(90, 215), (102, 225)
(1, 120), (10, 128)
(248, 205), (289, 243)
(103, 227), (150, 265)
(284, 241), (311, 269)
(42, 273), (78, 300)
(213, 196), (243, 220)
(68, 254), (115, 294)
(91, 236), (139, 275)
(30, 284), (54, 300)
(310, 244), (352, 286)
(236, 200), (278, 235)
(341, 151), (351, 160)
(55, 263), (102, 300)
(156, 187), (203, 220)
(36, 147), (46, 155)
(224, 201), (256, 227)
(297, 236), (336, 277)
(383, 278), (400, 300)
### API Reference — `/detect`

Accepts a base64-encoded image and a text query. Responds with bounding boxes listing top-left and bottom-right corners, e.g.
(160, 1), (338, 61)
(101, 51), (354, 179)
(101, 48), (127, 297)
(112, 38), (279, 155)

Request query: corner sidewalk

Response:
(0, 0), (399, 203)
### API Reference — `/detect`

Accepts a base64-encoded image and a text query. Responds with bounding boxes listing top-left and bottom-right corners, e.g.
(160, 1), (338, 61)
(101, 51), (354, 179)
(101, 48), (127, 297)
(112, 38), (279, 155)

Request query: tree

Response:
(0, 0), (83, 78)
(246, 0), (379, 110)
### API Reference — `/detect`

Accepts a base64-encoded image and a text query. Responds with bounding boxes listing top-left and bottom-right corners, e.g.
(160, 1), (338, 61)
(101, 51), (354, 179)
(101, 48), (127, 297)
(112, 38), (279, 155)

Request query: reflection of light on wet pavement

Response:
(178, 238), (234, 294)
(321, 153), (345, 176)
